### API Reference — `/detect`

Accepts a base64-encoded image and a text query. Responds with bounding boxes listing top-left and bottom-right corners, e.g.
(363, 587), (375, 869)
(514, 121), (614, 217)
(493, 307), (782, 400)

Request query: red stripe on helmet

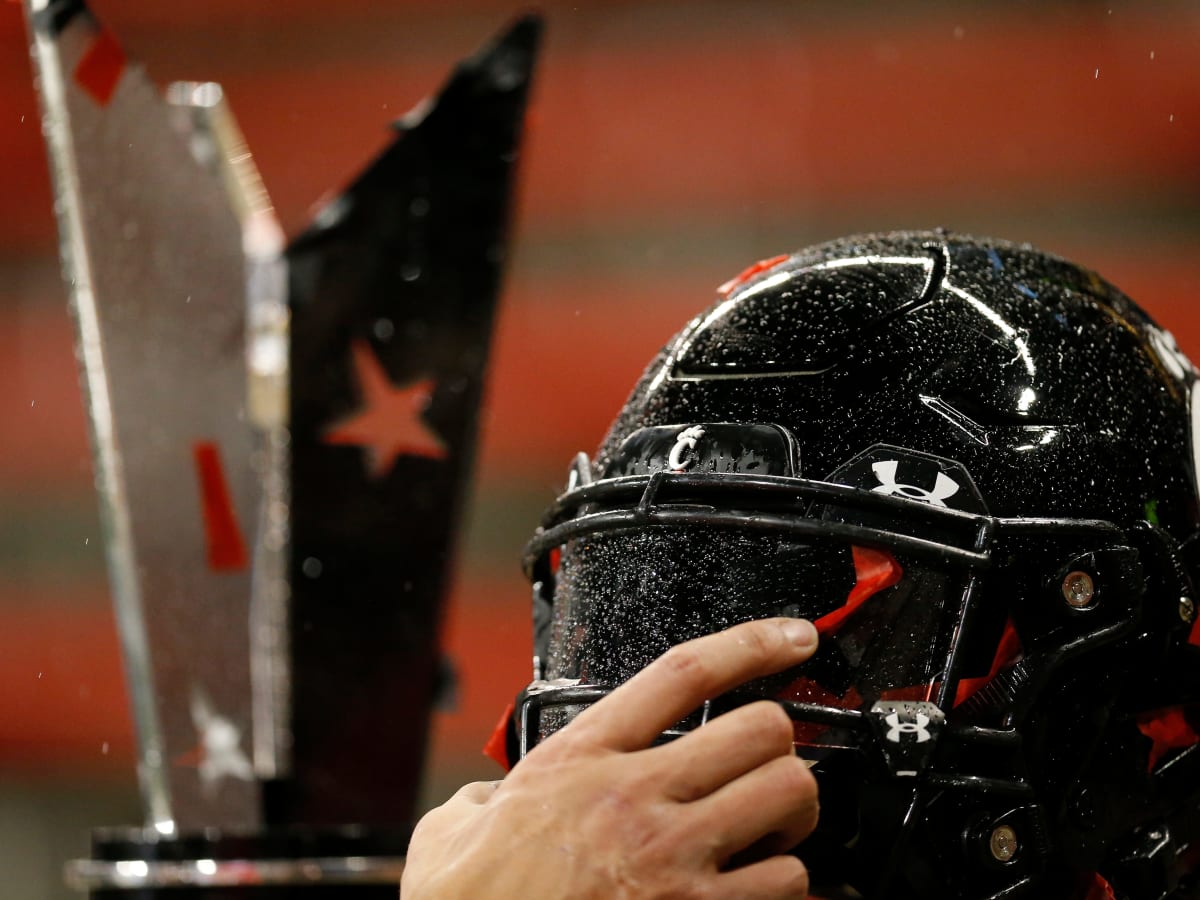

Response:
(716, 253), (790, 297)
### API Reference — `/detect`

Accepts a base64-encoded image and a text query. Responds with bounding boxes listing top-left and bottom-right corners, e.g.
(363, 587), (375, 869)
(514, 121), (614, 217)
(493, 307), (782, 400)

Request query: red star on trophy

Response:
(322, 339), (447, 477)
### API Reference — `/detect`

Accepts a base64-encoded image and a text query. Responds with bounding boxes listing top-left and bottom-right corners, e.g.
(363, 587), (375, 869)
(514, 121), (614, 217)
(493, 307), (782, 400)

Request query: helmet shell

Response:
(597, 231), (1199, 535)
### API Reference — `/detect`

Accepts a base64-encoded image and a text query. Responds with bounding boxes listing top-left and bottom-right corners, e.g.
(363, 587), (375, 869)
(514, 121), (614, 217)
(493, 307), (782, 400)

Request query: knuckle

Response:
(510, 729), (589, 781)
(531, 721), (588, 760)
(739, 620), (782, 661)
(658, 644), (708, 681)
(791, 798), (820, 842)
(780, 856), (811, 897)
(451, 779), (496, 802)
(751, 700), (795, 748)
(777, 755), (818, 799)
(408, 813), (432, 843)
(776, 758), (820, 840)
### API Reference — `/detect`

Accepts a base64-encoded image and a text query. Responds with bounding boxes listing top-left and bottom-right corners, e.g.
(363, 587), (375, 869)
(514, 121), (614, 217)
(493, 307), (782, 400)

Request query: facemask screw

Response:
(989, 824), (1018, 862)
(1062, 571), (1095, 608)
(1180, 596), (1195, 623)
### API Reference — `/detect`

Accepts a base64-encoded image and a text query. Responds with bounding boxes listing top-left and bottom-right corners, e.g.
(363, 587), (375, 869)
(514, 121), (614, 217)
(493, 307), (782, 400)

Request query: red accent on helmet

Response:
(781, 677), (864, 746)
(781, 546), (901, 745)
(1188, 611), (1200, 647)
(1136, 705), (1200, 771)
(1083, 874), (1117, 900)
(812, 545), (904, 636)
(483, 699), (516, 771)
(716, 253), (790, 297)
(954, 618), (1023, 707)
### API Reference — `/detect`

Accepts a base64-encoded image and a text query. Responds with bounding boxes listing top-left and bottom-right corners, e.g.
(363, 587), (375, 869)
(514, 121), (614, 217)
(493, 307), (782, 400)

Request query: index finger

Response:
(569, 617), (818, 751)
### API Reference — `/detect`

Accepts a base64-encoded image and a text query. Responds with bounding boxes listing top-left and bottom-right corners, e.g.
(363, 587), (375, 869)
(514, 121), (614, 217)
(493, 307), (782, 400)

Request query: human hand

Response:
(401, 617), (820, 899)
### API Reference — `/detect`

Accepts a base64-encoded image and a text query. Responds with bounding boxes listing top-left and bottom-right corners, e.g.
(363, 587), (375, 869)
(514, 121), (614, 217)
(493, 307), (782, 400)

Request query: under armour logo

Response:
(871, 460), (960, 507)
(668, 426), (706, 471)
(885, 710), (932, 743)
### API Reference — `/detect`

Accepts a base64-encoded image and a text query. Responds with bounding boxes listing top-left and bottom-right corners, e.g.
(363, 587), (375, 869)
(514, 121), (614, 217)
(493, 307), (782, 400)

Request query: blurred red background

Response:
(0, 1), (1198, 896)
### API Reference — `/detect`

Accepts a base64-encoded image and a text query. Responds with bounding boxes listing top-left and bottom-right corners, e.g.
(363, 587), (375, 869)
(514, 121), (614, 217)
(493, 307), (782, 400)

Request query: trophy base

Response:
(66, 826), (408, 897)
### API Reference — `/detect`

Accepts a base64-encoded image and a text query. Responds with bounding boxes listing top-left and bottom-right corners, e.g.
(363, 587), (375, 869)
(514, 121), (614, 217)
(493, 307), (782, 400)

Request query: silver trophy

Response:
(24, 0), (540, 892)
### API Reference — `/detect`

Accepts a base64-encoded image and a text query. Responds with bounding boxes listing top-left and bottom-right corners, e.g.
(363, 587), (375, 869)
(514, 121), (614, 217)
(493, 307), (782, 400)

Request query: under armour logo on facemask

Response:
(870, 460), (960, 507)
(884, 710), (932, 743)
(668, 426), (706, 471)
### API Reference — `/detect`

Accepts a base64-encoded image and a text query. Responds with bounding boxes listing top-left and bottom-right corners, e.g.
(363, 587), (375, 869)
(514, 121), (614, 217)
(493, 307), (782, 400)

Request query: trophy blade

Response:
(24, 0), (266, 829)
(281, 15), (543, 825)
(165, 81), (293, 783)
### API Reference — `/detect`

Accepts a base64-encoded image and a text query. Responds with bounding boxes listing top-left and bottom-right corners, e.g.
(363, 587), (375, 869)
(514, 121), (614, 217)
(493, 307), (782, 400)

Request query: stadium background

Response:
(0, 1), (1198, 896)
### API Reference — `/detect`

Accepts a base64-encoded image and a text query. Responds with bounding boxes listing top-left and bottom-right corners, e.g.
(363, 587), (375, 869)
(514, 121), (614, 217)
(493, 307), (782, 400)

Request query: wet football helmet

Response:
(510, 232), (1200, 899)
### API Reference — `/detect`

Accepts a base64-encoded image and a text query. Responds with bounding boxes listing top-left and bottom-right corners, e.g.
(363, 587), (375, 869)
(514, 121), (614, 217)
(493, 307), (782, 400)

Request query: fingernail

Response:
(779, 618), (817, 648)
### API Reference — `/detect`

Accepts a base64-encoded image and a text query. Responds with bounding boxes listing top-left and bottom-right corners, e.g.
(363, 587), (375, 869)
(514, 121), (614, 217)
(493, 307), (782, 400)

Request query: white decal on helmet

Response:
(668, 426), (706, 471)
(1149, 326), (1197, 382)
(885, 710), (932, 743)
(871, 460), (961, 507)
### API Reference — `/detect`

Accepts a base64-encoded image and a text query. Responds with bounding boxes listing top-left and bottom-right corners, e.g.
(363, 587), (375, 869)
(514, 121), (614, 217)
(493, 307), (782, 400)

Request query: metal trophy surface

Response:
(23, 0), (540, 893)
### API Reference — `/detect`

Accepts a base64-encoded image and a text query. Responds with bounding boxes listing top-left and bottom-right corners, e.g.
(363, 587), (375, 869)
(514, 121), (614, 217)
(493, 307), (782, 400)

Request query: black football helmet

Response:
(509, 232), (1200, 899)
